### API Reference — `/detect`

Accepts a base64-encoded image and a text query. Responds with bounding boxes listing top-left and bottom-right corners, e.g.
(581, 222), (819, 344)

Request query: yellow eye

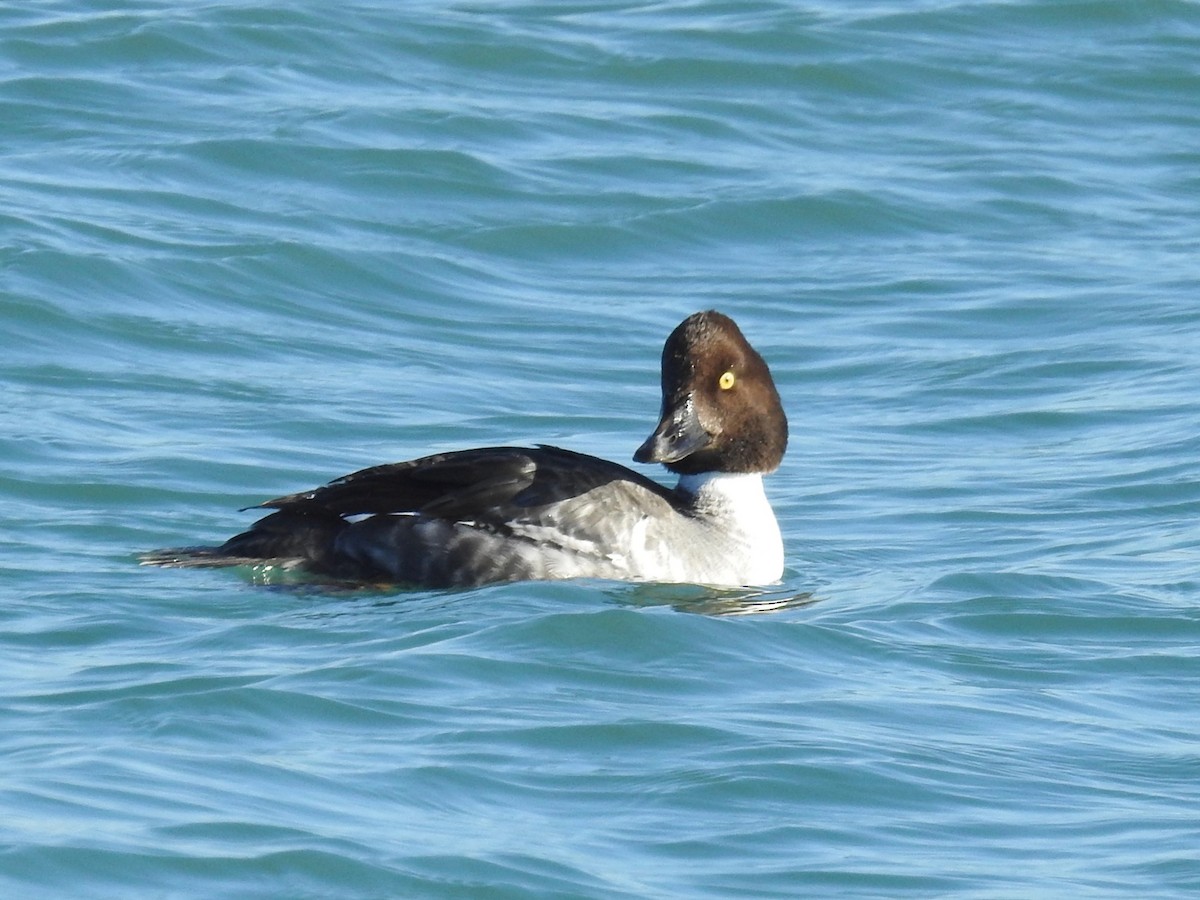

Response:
(718, 370), (736, 390)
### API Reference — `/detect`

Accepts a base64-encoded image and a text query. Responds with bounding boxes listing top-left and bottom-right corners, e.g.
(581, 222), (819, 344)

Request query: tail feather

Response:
(140, 508), (348, 572)
(138, 547), (304, 569)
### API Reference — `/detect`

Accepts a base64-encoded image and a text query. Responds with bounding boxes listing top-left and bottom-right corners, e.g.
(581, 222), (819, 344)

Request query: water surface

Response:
(3, 1), (1199, 896)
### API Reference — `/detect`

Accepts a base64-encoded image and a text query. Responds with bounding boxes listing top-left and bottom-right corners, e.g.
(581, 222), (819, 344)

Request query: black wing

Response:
(257, 445), (677, 524)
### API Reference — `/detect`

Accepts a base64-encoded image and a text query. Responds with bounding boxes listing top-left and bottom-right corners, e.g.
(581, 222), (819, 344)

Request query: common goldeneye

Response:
(142, 310), (788, 588)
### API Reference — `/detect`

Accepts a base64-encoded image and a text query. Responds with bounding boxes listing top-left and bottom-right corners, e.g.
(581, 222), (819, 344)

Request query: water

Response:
(3, 1), (1199, 896)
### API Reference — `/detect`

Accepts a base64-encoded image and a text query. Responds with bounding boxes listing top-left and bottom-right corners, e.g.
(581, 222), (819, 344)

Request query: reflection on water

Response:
(614, 582), (820, 617)
(148, 558), (819, 617)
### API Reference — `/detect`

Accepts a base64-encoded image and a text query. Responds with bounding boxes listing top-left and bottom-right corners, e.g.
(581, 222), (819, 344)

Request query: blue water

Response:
(3, 1), (1200, 896)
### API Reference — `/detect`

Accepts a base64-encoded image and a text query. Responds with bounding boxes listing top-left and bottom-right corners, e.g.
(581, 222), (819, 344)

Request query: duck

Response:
(141, 310), (788, 588)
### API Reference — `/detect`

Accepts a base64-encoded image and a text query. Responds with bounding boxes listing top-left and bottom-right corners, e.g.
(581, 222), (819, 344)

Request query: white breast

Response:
(673, 472), (784, 586)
